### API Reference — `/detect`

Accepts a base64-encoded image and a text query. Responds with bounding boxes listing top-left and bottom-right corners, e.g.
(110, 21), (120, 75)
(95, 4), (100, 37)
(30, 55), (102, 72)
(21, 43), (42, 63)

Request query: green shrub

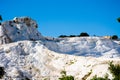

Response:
(69, 35), (76, 37)
(0, 15), (2, 25)
(109, 62), (120, 80)
(0, 15), (2, 21)
(0, 67), (5, 79)
(59, 70), (74, 80)
(117, 17), (120, 23)
(90, 75), (109, 80)
(111, 35), (118, 40)
(59, 75), (74, 80)
(79, 32), (89, 37)
(59, 35), (68, 38)
(91, 62), (120, 80)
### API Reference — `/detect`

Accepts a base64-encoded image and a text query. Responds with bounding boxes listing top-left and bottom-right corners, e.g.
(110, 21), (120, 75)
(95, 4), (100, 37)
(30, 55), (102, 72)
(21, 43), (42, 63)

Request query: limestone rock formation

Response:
(0, 17), (44, 45)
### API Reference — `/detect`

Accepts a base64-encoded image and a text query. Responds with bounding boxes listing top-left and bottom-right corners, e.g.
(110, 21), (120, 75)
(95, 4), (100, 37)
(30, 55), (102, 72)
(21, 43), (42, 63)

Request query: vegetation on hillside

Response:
(0, 67), (5, 79)
(59, 70), (74, 80)
(91, 62), (120, 80)
(0, 15), (2, 21)
(0, 15), (2, 25)
(111, 35), (118, 40)
(59, 32), (89, 38)
(109, 62), (120, 80)
(117, 17), (120, 23)
(59, 33), (119, 40)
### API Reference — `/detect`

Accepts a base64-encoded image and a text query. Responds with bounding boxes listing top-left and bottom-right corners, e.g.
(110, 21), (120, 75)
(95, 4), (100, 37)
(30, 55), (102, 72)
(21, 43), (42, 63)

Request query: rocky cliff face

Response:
(0, 17), (44, 45)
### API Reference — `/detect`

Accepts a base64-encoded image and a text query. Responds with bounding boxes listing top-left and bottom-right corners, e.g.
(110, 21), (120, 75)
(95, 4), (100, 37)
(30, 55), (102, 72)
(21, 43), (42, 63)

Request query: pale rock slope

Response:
(0, 17), (120, 80)
(44, 37), (120, 58)
(0, 40), (120, 80)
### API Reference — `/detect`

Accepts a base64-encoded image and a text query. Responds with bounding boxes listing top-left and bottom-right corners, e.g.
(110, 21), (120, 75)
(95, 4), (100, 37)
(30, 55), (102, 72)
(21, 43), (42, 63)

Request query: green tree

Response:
(117, 17), (120, 23)
(59, 71), (74, 80)
(109, 62), (120, 80)
(0, 15), (2, 21)
(79, 32), (89, 37)
(112, 35), (118, 40)
(90, 75), (109, 80)
(59, 35), (68, 38)
(0, 67), (5, 79)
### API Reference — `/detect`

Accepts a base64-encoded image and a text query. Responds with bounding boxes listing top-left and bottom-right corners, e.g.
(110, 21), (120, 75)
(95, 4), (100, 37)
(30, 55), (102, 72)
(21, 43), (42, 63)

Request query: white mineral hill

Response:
(0, 17), (44, 44)
(0, 17), (120, 80)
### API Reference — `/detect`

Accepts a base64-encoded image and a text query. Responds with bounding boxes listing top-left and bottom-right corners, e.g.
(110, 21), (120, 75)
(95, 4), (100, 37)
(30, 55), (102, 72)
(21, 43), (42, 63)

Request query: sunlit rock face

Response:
(0, 17), (43, 44)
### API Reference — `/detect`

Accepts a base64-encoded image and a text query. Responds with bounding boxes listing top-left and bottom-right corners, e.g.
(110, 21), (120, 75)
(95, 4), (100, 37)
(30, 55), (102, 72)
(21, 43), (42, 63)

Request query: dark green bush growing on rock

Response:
(69, 35), (76, 37)
(111, 35), (118, 40)
(79, 32), (89, 37)
(59, 70), (74, 80)
(109, 62), (120, 80)
(59, 76), (74, 80)
(91, 75), (109, 80)
(59, 35), (68, 38)
(0, 15), (2, 21)
(0, 15), (2, 25)
(0, 67), (5, 79)
(90, 75), (109, 80)
(117, 17), (120, 23)
(91, 62), (120, 80)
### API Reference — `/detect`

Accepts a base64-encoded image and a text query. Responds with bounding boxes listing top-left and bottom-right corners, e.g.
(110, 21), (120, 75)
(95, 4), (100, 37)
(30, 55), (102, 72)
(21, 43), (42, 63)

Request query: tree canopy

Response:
(0, 15), (2, 21)
(117, 17), (120, 23)
(79, 32), (89, 37)
(112, 35), (118, 40)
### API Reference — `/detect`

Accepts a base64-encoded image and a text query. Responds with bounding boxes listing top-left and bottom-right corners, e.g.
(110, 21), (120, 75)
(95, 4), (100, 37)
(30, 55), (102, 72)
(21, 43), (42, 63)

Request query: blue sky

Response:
(0, 0), (120, 37)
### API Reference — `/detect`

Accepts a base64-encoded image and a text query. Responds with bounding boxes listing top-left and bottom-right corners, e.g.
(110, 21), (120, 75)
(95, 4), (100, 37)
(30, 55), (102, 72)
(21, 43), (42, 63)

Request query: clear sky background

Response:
(0, 0), (120, 37)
